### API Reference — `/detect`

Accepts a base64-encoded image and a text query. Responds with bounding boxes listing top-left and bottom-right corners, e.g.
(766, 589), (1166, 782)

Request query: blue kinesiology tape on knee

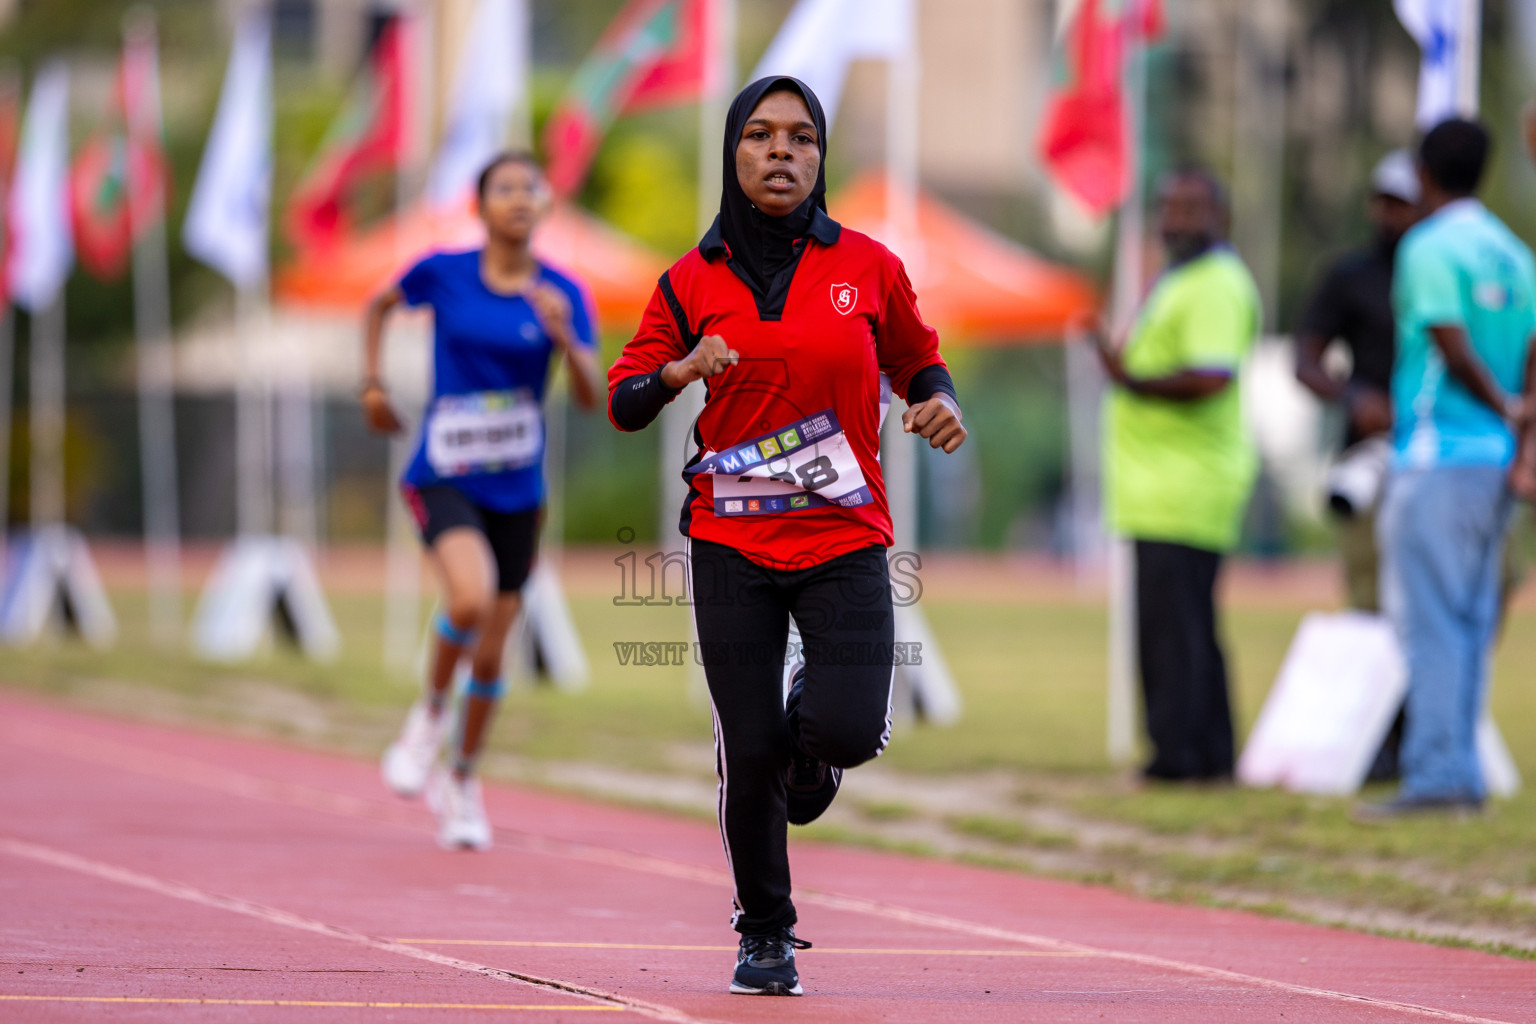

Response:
(435, 612), (476, 648)
(465, 675), (505, 701)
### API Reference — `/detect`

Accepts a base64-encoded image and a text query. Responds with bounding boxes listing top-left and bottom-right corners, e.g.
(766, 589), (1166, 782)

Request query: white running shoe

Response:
(427, 769), (493, 851)
(381, 700), (451, 798)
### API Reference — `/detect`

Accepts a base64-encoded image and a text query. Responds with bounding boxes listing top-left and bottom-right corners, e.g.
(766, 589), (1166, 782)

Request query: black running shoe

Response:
(785, 666), (841, 826)
(729, 927), (811, 996)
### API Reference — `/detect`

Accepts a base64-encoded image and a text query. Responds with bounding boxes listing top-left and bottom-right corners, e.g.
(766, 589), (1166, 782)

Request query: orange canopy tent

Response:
(274, 201), (668, 328)
(276, 175), (1096, 341)
(829, 172), (1097, 343)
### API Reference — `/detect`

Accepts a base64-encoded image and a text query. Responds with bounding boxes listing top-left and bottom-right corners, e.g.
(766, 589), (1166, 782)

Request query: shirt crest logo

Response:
(831, 283), (857, 315)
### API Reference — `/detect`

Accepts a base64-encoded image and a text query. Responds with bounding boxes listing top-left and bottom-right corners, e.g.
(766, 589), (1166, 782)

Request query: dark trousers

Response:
(689, 538), (895, 935)
(1134, 539), (1235, 780)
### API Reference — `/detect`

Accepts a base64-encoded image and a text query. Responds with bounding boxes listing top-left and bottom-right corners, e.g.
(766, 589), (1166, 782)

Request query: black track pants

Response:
(1134, 539), (1235, 780)
(688, 537), (896, 935)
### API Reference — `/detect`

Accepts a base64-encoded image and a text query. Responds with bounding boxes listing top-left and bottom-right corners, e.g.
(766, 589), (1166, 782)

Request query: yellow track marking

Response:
(0, 838), (702, 1024)
(5, 718), (1519, 1024)
(0, 995), (622, 1011)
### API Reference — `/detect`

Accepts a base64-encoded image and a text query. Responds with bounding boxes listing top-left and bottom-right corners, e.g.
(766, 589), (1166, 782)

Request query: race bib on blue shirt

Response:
(426, 389), (542, 477)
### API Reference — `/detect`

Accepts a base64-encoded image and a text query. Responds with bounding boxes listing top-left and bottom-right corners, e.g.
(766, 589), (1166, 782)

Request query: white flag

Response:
(426, 0), (528, 207)
(751, 0), (914, 128)
(7, 61), (72, 312)
(1394, 0), (1474, 128)
(183, 9), (272, 289)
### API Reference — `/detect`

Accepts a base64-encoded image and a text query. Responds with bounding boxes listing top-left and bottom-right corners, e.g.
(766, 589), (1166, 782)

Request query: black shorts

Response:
(402, 484), (541, 593)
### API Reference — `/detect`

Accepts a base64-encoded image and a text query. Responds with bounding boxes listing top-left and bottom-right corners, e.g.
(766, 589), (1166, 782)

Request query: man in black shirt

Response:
(1294, 150), (1420, 611)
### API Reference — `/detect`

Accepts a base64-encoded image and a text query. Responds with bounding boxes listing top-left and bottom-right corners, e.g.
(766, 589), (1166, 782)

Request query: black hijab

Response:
(708, 76), (830, 305)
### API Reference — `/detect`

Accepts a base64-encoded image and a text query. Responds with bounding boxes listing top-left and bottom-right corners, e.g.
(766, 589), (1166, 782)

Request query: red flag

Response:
(1036, 0), (1162, 218)
(69, 27), (170, 280)
(286, 17), (409, 248)
(543, 0), (707, 198)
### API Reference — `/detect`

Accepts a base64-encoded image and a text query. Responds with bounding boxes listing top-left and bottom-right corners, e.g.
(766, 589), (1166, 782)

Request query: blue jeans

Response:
(1378, 465), (1512, 802)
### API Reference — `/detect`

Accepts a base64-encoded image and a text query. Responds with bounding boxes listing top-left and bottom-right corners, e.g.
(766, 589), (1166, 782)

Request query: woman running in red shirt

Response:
(608, 76), (965, 997)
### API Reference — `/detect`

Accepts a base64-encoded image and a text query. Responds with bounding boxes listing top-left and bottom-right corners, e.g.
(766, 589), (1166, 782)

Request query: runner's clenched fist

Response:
(660, 334), (739, 389)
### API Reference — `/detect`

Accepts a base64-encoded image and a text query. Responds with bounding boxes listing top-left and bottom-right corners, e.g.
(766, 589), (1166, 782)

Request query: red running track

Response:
(2, 693), (1533, 1024)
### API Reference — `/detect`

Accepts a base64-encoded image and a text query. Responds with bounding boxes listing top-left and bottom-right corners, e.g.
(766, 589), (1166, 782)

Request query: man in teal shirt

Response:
(1096, 168), (1261, 782)
(1364, 120), (1536, 817)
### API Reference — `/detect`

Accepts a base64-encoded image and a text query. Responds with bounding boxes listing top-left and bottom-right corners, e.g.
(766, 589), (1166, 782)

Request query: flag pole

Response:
(1457, 0), (1480, 117)
(881, 0), (961, 726)
(882, 0), (918, 555)
(508, 0), (587, 687)
(1, 60), (119, 649)
(233, 286), (270, 538)
(1105, 16), (1148, 769)
(383, 2), (432, 673)
(1230, 0), (1286, 331)
(28, 296), (66, 532)
(0, 67), (15, 569)
(663, 0), (733, 559)
(509, 0), (532, 149)
(696, 0), (734, 240)
(13, 63), (71, 539)
(883, 0), (918, 252)
(670, 0), (734, 703)
(530, 0), (568, 564)
(125, 7), (182, 646)
(274, 329), (317, 545)
(188, 8), (337, 663)
(0, 303), (12, 558)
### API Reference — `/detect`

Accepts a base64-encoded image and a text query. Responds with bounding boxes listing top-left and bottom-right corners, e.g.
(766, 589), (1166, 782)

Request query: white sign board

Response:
(1238, 611), (1519, 797)
(0, 526), (117, 647)
(192, 535), (340, 662)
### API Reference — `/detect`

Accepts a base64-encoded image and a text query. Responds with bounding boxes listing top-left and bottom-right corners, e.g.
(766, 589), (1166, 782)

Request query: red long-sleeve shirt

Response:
(608, 222), (946, 570)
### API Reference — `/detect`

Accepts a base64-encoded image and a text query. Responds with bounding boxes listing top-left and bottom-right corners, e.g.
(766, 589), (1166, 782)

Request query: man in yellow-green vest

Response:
(1092, 167), (1261, 783)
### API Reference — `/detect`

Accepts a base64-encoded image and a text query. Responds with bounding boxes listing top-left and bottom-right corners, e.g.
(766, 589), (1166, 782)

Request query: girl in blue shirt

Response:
(360, 153), (600, 849)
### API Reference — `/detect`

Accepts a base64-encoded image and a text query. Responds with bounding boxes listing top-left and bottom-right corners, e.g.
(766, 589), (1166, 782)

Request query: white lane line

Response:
(791, 889), (1520, 1024)
(0, 838), (721, 1024)
(3, 714), (1523, 1024)
(3, 721), (430, 833)
(482, 834), (1523, 1024)
(398, 939), (1092, 957)
(0, 995), (622, 1012)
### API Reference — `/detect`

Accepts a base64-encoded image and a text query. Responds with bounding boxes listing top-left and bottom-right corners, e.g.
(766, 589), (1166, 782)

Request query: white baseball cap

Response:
(1371, 149), (1420, 204)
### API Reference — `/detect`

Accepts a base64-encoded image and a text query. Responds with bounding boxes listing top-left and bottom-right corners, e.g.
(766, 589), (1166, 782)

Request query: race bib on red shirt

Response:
(686, 409), (874, 516)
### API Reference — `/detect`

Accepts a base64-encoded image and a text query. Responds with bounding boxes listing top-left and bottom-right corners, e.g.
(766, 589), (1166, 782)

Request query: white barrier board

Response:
(0, 526), (117, 647)
(1238, 611), (1519, 797)
(192, 535), (340, 662)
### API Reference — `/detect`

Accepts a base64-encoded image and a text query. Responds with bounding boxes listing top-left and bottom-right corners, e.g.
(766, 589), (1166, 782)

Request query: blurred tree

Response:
(585, 120), (700, 256)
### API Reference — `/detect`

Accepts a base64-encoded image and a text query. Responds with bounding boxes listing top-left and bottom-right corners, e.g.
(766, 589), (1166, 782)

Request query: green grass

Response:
(946, 814), (1077, 849)
(855, 799), (919, 822)
(5, 581), (1536, 953)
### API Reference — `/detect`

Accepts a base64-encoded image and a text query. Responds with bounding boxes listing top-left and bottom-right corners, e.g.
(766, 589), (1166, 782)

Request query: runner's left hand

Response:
(529, 283), (574, 349)
(903, 395), (967, 453)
